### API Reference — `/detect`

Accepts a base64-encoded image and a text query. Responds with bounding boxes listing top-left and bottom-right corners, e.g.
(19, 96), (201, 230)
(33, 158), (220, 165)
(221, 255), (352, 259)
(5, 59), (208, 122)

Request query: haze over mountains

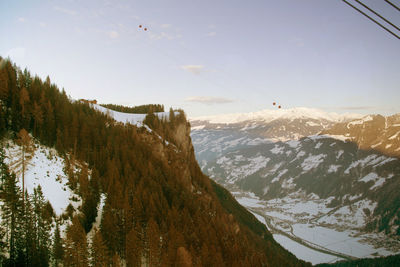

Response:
(190, 107), (400, 263)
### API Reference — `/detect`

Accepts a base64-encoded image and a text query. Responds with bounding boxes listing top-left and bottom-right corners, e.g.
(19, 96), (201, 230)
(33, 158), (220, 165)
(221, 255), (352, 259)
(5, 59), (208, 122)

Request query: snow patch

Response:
(270, 145), (285, 154)
(328, 165), (340, 173)
(301, 154), (326, 171)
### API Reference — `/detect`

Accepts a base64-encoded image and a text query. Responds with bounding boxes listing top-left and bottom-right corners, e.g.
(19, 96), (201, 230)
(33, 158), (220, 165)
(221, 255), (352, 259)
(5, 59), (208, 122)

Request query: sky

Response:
(1, 0), (400, 117)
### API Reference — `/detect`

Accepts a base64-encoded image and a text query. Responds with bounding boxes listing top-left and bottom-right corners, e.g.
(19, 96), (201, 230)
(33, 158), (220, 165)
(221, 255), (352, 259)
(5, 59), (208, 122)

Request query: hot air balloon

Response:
(273, 102), (276, 106)
(144, 27), (148, 31)
(278, 105), (281, 109)
(139, 25), (142, 28)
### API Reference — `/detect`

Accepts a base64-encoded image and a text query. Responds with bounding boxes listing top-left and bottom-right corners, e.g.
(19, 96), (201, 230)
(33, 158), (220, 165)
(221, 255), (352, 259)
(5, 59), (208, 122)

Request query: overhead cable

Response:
(385, 0), (400, 12)
(355, 0), (400, 32)
(342, 0), (400, 40)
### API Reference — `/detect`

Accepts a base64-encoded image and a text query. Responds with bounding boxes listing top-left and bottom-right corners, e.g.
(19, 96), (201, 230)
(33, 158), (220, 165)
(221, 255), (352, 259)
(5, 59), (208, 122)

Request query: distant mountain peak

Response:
(190, 107), (362, 124)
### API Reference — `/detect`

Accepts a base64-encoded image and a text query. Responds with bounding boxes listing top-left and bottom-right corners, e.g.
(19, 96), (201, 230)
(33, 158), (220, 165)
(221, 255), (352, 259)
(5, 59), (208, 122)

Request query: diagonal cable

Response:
(342, 0), (400, 40)
(385, 0), (400, 12)
(355, 0), (400, 32)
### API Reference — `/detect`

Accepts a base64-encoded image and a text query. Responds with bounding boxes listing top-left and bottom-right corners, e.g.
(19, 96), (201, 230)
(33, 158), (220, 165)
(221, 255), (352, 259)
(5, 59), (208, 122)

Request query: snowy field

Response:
(232, 189), (400, 264)
(292, 224), (393, 258)
(273, 234), (340, 265)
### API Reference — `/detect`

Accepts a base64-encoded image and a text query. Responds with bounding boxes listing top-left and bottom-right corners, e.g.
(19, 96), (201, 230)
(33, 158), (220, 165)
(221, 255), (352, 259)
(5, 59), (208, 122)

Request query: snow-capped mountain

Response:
(190, 107), (362, 164)
(191, 110), (400, 260)
(191, 107), (362, 125)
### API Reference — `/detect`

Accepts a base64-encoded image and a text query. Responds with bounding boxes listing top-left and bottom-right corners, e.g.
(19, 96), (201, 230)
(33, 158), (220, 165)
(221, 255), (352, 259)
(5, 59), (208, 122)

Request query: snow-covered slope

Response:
(191, 108), (363, 162)
(92, 104), (171, 127)
(3, 139), (82, 216)
(191, 107), (362, 124)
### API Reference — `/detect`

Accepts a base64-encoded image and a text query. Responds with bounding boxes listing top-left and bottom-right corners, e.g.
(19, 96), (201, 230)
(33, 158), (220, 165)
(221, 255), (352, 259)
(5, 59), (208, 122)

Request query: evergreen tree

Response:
(32, 185), (52, 266)
(53, 221), (64, 267)
(23, 191), (36, 266)
(16, 128), (34, 205)
(32, 101), (43, 136)
(147, 218), (160, 266)
(112, 253), (121, 267)
(90, 228), (109, 267)
(63, 216), (88, 267)
(0, 57), (10, 102)
(19, 87), (29, 117)
(0, 156), (23, 265)
(125, 227), (141, 267)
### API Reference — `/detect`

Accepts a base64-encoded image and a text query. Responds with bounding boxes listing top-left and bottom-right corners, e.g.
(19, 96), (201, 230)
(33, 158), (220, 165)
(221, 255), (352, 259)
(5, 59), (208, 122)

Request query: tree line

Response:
(100, 104), (164, 114)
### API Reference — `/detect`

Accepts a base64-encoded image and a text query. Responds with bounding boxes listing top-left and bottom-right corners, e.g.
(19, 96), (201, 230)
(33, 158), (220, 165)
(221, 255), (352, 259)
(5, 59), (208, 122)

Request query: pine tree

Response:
(147, 218), (160, 266)
(16, 128), (34, 205)
(23, 191), (36, 266)
(32, 101), (43, 136)
(125, 227), (141, 267)
(0, 57), (9, 102)
(19, 87), (29, 112)
(53, 221), (64, 267)
(90, 228), (109, 267)
(19, 87), (30, 128)
(32, 185), (52, 265)
(112, 253), (121, 267)
(63, 216), (88, 267)
(176, 246), (193, 267)
(0, 156), (23, 265)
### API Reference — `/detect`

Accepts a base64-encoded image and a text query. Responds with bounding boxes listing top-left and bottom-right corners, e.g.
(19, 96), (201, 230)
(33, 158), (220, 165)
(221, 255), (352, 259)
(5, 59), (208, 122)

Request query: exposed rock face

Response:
(323, 114), (400, 158)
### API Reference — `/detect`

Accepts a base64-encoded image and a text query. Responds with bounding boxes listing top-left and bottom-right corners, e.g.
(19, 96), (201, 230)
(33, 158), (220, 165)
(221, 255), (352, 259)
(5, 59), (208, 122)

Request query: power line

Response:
(355, 0), (400, 32)
(342, 0), (400, 40)
(385, 0), (400, 12)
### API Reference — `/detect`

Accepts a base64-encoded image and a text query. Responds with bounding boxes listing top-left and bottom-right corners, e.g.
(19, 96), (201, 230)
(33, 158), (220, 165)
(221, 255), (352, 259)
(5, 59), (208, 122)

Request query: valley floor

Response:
(228, 186), (400, 265)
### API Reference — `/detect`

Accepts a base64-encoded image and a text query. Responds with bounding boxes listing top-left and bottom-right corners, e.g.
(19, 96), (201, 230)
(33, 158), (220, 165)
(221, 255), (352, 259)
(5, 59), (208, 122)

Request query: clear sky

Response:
(1, 0), (399, 117)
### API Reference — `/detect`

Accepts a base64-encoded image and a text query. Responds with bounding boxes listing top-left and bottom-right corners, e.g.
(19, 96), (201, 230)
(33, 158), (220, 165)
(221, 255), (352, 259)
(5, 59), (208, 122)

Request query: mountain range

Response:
(190, 108), (400, 263)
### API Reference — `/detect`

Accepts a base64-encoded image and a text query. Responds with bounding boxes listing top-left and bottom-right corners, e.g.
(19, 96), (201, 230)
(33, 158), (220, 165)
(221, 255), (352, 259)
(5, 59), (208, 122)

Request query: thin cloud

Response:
(338, 106), (377, 111)
(108, 31), (119, 39)
(207, 31), (217, 37)
(185, 96), (234, 105)
(181, 65), (204, 75)
(54, 6), (77, 16)
(289, 37), (304, 47)
(149, 31), (177, 41)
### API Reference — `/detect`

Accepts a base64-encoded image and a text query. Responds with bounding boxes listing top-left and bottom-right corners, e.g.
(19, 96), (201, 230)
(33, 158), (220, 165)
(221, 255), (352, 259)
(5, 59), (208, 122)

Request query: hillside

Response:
(322, 114), (400, 158)
(0, 57), (309, 266)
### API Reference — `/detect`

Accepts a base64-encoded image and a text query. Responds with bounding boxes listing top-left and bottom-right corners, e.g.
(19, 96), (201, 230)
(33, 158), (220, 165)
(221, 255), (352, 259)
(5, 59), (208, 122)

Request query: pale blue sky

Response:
(1, 0), (399, 117)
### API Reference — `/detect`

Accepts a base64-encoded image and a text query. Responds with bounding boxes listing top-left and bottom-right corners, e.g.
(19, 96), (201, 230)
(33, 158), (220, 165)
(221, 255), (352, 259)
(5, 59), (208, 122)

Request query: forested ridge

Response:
(0, 57), (309, 266)
(100, 103), (165, 114)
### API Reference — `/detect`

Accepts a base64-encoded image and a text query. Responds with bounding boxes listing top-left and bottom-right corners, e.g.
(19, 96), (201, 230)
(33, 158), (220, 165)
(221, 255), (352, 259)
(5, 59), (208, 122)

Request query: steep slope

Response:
(322, 114), (400, 158)
(0, 57), (309, 266)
